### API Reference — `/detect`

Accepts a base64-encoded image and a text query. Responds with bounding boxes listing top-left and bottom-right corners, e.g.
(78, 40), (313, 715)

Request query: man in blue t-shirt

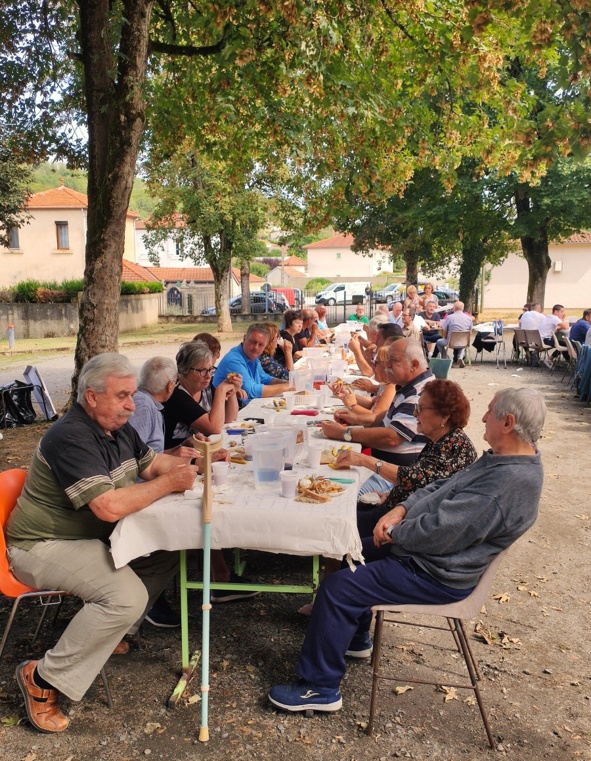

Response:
(569, 309), (591, 344)
(213, 323), (292, 402)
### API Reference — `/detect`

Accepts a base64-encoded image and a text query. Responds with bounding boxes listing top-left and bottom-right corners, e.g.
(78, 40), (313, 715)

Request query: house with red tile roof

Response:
(0, 181), (139, 287)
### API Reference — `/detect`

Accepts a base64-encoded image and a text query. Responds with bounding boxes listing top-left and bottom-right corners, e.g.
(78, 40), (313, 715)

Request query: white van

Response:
(315, 281), (370, 306)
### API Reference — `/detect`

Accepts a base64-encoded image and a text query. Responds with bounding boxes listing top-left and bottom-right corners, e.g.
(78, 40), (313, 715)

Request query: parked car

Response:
(201, 292), (285, 316)
(374, 283), (402, 303)
(315, 281), (369, 306)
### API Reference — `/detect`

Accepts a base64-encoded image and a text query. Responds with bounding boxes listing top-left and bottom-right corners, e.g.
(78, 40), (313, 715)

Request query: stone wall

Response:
(0, 294), (160, 339)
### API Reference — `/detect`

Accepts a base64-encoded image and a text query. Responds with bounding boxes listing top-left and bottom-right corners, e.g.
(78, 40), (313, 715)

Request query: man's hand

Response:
(320, 420), (346, 440)
(166, 444), (198, 458)
(166, 462), (201, 493)
(212, 448), (230, 463)
(334, 408), (366, 426)
(373, 505), (407, 546)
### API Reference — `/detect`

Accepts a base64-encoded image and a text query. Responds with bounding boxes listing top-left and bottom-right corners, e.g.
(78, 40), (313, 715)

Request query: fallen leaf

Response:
(437, 685), (459, 703)
(517, 585), (528, 591)
(143, 722), (162, 735)
(493, 593), (511, 603)
(221, 659), (230, 671)
(393, 685), (414, 695)
(0, 715), (21, 726)
(529, 590), (540, 598)
(575, 514), (589, 521)
(187, 694), (201, 704)
(463, 695), (476, 706)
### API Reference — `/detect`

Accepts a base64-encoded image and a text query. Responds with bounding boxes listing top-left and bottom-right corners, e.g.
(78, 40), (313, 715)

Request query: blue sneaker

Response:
(269, 680), (342, 712)
(345, 631), (373, 658)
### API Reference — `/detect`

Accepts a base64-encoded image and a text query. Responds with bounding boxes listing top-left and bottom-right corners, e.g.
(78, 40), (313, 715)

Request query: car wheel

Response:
(327, 298), (336, 306)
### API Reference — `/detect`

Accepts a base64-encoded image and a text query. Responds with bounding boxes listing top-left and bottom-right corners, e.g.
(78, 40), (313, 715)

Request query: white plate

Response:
(297, 476), (347, 498)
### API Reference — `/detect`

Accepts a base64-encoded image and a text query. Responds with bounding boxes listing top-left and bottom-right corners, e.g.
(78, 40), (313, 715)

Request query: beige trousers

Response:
(8, 539), (178, 701)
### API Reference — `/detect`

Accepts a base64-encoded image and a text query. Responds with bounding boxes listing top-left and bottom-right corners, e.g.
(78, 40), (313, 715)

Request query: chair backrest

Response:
(552, 332), (565, 352)
(429, 358), (452, 379)
(447, 330), (471, 349)
(494, 320), (504, 337)
(572, 339), (582, 355)
(564, 337), (578, 361)
(525, 329), (544, 350)
(0, 469), (32, 597)
(513, 328), (527, 345)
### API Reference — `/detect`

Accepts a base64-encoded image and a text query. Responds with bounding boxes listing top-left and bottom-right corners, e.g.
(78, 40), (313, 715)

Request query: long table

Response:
(109, 394), (370, 704)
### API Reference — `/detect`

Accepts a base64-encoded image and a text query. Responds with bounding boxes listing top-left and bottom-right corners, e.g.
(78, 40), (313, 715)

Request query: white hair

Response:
(77, 353), (135, 404)
(139, 356), (178, 395)
(492, 388), (546, 446)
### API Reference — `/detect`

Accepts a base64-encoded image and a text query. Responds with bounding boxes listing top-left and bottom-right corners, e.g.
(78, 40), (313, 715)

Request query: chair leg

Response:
(0, 599), (23, 658)
(99, 667), (114, 709)
(367, 611), (385, 736)
(454, 619), (494, 749)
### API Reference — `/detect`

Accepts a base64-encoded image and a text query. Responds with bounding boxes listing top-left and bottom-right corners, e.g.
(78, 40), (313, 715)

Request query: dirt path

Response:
(1, 350), (590, 760)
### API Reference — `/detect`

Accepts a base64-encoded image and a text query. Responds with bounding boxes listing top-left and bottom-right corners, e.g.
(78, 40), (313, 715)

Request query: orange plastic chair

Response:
(0, 469), (112, 707)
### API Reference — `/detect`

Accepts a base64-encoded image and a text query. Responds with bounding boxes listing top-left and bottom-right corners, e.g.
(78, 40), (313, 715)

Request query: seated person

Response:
(6, 353), (228, 734)
(568, 309), (591, 344)
(419, 299), (442, 356)
(295, 309), (320, 349)
(389, 301), (403, 326)
(348, 303), (369, 324)
(400, 307), (423, 343)
(276, 310), (304, 364)
(163, 340), (241, 449)
(347, 314), (390, 377)
(315, 305), (334, 343)
(213, 323), (292, 402)
(538, 304), (569, 347)
(436, 301), (473, 368)
(519, 303), (545, 330)
(321, 339), (433, 495)
(403, 285), (421, 311)
(336, 379), (476, 538)
(418, 283), (438, 309)
(330, 346), (396, 425)
(260, 323), (292, 380)
(269, 387), (546, 713)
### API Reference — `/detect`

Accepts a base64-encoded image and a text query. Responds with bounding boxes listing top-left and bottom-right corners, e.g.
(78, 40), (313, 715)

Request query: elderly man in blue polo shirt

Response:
(213, 323), (292, 402)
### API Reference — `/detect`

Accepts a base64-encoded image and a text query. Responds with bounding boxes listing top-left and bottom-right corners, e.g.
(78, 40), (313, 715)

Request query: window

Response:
(55, 221), (69, 249)
(8, 226), (19, 249)
(336, 252), (341, 259)
(175, 241), (184, 259)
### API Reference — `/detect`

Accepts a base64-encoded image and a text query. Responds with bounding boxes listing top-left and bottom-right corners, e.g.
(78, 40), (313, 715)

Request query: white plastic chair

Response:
(368, 550), (507, 748)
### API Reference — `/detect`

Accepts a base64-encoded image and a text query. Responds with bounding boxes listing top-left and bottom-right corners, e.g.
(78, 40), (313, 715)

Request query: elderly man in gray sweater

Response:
(269, 387), (546, 713)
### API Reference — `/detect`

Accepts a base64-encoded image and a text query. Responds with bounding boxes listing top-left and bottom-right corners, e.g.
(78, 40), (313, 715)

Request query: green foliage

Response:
(0, 144), (32, 247)
(120, 281), (163, 295)
(13, 280), (43, 302)
(60, 279), (85, 299)
(305, 277), (332, 294)
(250, 262), (270, 277)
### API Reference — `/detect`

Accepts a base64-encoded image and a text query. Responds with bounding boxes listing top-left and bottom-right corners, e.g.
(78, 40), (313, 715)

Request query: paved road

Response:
(0, 339), (238, 413)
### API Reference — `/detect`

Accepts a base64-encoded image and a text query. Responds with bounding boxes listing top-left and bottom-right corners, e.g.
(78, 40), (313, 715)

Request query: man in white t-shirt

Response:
(519, 303), (545, 331)
(538, 304), (569, 345)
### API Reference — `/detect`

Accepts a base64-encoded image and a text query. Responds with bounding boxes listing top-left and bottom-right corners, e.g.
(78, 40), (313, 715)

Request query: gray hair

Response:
(492, 388), (546, 446)
(399, 338), (428, 368)
(245, 323), (271, 342)
(77, 353), (136, 404)
(176, 340), (213, 377)
(139, 356), (178, 395)
(368, 314), (390, 332)
(425, 299), (438, 308)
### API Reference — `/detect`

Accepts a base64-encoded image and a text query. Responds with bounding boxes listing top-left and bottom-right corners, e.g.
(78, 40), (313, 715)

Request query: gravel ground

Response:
(1, 344), (590, 760)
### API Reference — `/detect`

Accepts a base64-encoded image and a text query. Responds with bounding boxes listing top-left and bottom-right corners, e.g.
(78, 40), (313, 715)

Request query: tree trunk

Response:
(206, 235), (233, 332)
(71, 0), (154, 403)
(240, 261), (251, 315)
(404, 250), (418, 284)
(459, 240), (485, 314)
(514, 183), (551, 309)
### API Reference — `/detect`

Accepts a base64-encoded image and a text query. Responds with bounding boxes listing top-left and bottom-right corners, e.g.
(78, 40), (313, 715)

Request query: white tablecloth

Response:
(110, 396), (369, 568)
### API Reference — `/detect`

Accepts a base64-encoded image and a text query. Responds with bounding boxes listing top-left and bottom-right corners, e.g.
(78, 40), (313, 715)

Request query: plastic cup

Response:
(308, 443), (322, 471)
(263, 411), (277, 427)
(280, 470), (300, 498)
(243, 437), (253, 461)
(211, 461), (230, 486)
(283, 391), (296, 411)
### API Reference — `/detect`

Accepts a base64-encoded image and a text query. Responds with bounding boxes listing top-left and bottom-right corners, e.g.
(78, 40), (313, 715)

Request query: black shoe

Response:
(145, 596), (181, 628)
(211, 573), (260, 604)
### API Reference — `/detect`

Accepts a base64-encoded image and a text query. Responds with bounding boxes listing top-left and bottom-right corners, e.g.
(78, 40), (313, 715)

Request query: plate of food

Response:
(261, 399), (287, 410)
(320, 445), (353, 467)
(295, 476), (345, 503)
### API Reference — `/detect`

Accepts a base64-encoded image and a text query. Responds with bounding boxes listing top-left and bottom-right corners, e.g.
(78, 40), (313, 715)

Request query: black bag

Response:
(0, 381), (36, 428)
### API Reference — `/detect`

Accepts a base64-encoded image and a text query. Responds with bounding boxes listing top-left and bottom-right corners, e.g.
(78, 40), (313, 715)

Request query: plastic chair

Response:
(0, 469), (113, 708)
(429, 358), (452, 379)
(562, 337), (579, 386)
(512, 328), (528, 364)
(524, 330), (550, 367)
(368, 550), (508, 748)
(447, 330), (472, 366)
(475, 321), (506, 369)
(550, 333), (569, 375)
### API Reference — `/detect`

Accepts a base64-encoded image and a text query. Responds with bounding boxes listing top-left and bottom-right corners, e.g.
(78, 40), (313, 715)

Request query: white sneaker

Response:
(543, 358), (554, 369)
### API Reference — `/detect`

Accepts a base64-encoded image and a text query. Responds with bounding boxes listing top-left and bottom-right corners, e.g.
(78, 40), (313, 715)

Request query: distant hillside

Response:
(30, 162), (156, 218)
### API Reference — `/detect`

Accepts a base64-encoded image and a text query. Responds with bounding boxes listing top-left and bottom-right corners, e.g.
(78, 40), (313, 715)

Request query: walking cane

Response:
(192, 435), (222, 743)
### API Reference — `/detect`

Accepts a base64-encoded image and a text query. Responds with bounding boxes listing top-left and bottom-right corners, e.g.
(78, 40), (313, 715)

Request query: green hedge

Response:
(12, 278), (163, 302)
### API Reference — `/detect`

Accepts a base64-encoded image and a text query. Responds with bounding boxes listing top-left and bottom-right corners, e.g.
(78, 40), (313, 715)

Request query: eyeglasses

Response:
(190, 366), (217, 377)
(415, 402), (436, 414)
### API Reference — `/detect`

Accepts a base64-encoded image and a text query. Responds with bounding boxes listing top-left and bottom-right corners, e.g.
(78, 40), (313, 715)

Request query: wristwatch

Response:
(343, 426), (353, 442)
(374, 459), (384, 475)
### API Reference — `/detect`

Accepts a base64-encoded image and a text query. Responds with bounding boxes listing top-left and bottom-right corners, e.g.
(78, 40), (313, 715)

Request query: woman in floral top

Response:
(335, 378), (477, 537)
(259, 323), (292, 380)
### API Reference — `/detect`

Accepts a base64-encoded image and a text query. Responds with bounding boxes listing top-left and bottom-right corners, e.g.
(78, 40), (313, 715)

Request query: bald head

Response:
(453, 301), (465, 312)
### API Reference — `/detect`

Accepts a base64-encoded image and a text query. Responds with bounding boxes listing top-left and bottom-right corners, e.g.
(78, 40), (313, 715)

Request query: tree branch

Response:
(150, 23), (231, 57)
